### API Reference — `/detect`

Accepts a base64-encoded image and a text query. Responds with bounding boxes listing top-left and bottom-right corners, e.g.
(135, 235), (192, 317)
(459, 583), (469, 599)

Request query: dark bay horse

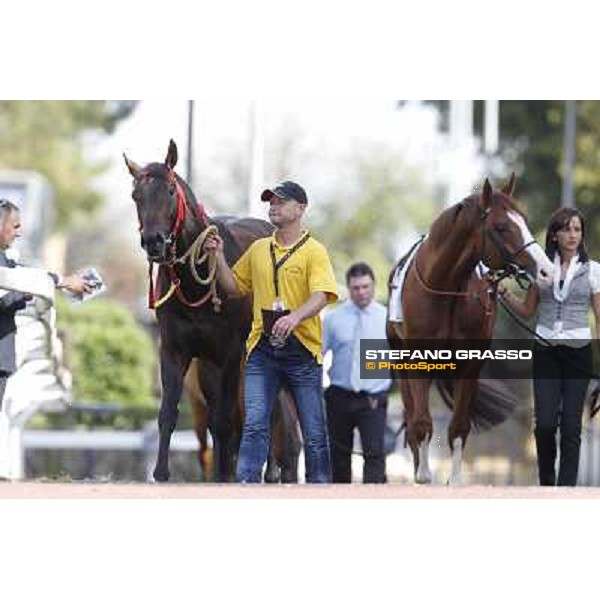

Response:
(183, 358), (300, 482)
(387, 175), (554, 484)
(124, 140), (300, 482)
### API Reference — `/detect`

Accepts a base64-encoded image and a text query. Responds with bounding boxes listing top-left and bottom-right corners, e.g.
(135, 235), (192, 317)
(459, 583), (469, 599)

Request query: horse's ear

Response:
(501, 172), (516, 196)
(480, 178), (493, 209)
(123, 153), (141, 179)
(165, 139), (178, 169)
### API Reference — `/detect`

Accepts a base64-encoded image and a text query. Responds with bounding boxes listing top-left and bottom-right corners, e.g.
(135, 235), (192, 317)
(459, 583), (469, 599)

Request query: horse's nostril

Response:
(540, 269), (548, 278)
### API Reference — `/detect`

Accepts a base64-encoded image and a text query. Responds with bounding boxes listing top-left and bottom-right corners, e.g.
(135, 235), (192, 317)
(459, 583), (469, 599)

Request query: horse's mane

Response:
(142, 162), (203, 214)
(428, 196), (475, 242)
(176, 173), (202, 213)
(429, 191), (526, 243)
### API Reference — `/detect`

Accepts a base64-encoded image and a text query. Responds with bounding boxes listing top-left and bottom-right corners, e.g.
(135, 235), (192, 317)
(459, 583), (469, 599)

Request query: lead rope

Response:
(148, 224), (221, 311)
(172, 224), (219, 285)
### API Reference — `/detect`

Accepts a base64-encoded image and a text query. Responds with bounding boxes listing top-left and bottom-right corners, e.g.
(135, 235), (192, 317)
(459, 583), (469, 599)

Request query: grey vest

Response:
(537, 262), (591, 332)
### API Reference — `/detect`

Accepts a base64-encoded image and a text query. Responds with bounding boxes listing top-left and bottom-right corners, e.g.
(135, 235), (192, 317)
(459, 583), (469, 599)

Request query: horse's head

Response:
(124, 140), (202, 264)
(476, 174), (554, 288)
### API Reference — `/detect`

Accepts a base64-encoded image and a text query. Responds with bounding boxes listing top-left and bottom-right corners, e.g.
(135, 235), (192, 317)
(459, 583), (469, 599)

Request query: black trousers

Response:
(533, 342), (592, 487)
(324, 385), (388, 483)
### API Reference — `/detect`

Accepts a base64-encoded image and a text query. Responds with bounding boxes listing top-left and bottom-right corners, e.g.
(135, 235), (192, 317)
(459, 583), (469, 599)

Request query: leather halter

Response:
(480, 206), (537, 270)
(413, 201), (535, 318)
(164, 168), (206, 241)
(140, 169), (217, 311)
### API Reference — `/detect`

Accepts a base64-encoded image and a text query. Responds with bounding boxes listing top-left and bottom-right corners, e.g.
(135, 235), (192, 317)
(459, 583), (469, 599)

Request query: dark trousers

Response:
(533, 342), (592, 487)
(324, 385), (388, 483)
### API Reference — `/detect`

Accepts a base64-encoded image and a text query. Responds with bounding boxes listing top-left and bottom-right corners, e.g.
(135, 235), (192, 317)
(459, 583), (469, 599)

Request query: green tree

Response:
(426, 100), (600, 254)
(0, 100), (136, 230)
(311, 147), (435, 299)
(56, 297), (156, 409)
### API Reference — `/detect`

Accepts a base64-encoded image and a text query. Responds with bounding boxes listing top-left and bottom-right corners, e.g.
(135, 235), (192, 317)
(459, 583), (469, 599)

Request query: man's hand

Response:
(61, 274), (93, 295)
(272, 312), (301, 340)
(203, 232), (224, 255)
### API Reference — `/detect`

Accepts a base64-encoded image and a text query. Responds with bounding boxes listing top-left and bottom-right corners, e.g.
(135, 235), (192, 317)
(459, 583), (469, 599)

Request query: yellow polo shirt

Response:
(232, 232), (338, 363)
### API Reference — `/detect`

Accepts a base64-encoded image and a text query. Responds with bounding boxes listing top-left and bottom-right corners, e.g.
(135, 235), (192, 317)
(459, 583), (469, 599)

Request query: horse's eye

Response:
(169, 183), (176, 195)
(495, 223), (509, 233)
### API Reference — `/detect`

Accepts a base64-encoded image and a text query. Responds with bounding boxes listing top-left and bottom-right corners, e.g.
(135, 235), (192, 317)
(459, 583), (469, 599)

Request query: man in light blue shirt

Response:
(323, 262), (391, 483)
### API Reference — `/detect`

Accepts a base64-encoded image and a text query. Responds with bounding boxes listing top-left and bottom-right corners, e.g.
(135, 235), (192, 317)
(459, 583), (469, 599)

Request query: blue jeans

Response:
(236, 336), (331, 483)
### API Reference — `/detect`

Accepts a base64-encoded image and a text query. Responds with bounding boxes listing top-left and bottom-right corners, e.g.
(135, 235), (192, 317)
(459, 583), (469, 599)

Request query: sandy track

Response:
(1, 481), (600, 499)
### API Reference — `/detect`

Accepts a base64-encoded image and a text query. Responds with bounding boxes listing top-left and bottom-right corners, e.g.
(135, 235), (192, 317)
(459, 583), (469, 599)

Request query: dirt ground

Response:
(2, 481), (600, 499)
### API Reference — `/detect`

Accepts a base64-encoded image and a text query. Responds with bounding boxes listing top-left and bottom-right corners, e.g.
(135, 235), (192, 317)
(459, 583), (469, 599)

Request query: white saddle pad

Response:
(388, 239), (424, 322)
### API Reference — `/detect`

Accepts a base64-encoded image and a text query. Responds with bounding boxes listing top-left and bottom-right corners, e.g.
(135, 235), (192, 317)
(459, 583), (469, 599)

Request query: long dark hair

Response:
(544, 207), (588, 263)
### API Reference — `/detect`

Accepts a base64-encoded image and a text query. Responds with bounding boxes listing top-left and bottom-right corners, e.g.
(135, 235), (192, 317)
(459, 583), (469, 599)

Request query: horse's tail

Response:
(434, 378), (518, 431)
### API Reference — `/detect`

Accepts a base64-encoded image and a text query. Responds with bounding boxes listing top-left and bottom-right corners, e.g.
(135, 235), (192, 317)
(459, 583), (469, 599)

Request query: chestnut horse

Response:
(387, 175), (554, 484)
(124, 140), (300, 482)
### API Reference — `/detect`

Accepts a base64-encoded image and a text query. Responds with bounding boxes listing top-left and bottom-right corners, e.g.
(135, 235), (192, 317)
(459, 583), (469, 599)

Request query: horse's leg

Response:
(264, 403), (282, 483)
(154, 349), (191, 482)
(185, 360), (212, 482)
(401, 376), (419, 474)
(267, 389), (301, 483)
(211, 354), (242, 482)
(447, 377), (477, 485)
(405, 377), (434, 484)
(278, 389), (301, 483)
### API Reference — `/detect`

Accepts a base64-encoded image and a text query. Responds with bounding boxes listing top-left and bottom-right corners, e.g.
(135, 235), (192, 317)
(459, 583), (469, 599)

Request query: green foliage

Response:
(427, 100), (600, 255)
(311, 147), (435, 300)
(55, 296), (156, 409)
(0, 100), (136, 230)
(497, 101), (564, 231)
(497, 101), (600, 256)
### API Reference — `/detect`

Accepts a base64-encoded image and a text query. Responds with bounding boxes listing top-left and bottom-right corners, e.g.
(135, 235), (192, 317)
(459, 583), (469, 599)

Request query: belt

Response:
(330, 385), (388, 399)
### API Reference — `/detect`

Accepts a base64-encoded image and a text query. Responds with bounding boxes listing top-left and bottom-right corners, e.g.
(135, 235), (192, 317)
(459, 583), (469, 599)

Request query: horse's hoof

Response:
(264, 467), (281, 484)
(280, 470), (298, 484)
(415, 464), (432, 484)
(153, 469), (170, 483)
(415, 472), (432, 484)
(447, 477), (463, 486)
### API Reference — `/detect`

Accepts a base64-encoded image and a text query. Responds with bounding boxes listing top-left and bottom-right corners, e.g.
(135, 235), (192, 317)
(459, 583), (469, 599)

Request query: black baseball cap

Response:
(261, 181), (308, 204)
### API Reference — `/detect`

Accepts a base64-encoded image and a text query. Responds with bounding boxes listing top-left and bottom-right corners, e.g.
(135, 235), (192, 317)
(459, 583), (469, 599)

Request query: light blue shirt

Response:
(323, 299), (391, 394)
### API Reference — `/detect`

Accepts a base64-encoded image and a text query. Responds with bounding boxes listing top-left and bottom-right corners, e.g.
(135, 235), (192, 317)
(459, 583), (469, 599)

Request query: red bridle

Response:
(142, 169), (213, 310)
(136, 169), (206, 239)
(165, 168), (206, 238)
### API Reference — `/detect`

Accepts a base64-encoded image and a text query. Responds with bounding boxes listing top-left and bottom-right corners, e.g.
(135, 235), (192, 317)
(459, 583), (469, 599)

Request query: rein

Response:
(413, 251), (496, 321)
(412, 201), (536, 318)
(146, 172), (221, 311)
(497, 294), (600, 419)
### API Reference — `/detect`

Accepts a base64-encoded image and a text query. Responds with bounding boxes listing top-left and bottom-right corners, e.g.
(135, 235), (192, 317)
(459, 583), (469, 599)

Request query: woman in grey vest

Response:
(500, 207), (600, 486)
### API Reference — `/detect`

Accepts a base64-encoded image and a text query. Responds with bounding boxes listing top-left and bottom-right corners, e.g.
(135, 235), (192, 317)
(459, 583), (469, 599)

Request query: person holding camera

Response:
(0, 199), (91, 408)
(204, 181), (338, 483)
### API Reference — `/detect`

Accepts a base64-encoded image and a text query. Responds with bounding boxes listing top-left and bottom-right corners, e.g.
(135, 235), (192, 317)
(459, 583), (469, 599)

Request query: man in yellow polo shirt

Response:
(204, 180), (338, 483)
